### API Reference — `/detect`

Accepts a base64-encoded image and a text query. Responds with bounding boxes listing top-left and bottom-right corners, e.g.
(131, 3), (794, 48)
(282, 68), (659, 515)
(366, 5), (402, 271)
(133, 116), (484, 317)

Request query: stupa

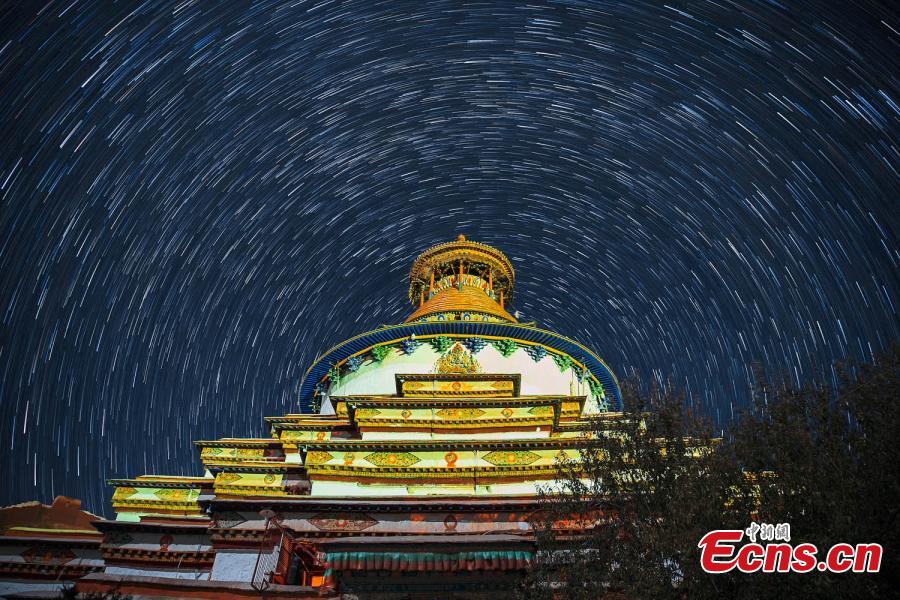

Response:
(15, 236), (624, 599)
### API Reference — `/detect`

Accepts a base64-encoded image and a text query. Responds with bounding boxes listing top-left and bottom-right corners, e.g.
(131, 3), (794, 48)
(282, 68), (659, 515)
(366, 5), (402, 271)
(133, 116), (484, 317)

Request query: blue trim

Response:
(299, 322), (622, 412)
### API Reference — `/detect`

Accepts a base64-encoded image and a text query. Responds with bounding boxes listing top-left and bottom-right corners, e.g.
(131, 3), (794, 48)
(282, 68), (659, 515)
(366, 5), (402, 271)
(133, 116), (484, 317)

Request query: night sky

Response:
(1, 1), (897, 515)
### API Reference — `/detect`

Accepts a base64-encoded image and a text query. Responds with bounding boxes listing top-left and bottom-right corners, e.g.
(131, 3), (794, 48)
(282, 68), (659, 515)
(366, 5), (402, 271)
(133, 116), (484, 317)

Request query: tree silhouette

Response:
(522, 345), (899, 599)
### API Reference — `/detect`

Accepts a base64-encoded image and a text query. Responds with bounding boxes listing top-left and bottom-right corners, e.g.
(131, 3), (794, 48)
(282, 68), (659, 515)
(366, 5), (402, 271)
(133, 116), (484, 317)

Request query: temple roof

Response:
(0, 496), (101, 536)
(405, 284), (517, 323)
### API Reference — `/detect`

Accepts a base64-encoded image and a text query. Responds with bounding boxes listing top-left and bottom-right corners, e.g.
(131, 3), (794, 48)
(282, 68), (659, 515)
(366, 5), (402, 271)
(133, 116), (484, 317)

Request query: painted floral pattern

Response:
(482, 450), (541, 466)
(435, 408), (485, 419)
(305, 450), (335, 465)
(364, 452), (421, 467)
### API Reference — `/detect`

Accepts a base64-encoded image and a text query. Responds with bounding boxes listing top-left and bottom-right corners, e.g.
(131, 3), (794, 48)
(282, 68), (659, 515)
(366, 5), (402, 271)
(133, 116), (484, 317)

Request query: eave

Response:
(200, 495), (546, 512)
(302, 437), (590, 451)
(333, 394), (580, 407)
(207, 463), (302, 473)
(264, 417), (352, 430)
(334, 395), (585, 432)
(304, 465), (579, 484)
(0, 534), (101, 545)
(193, 439), (283, 448)
(93, 519), (211, 534)
(106, 477), (214, 489)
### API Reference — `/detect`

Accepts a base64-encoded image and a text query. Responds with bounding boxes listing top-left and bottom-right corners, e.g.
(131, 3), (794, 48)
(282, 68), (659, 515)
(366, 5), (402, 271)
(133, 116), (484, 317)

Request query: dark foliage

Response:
(522, 345), (899, 599)
(57, 585), (131, 599)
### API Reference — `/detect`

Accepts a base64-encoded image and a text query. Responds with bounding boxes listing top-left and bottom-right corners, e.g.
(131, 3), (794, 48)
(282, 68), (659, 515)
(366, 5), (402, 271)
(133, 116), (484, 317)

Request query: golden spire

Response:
(405, 236), (516, 323)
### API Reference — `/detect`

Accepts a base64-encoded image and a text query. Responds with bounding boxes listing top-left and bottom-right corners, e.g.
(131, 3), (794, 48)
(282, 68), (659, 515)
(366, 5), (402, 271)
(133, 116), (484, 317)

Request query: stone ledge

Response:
(75, 573), (335, 599)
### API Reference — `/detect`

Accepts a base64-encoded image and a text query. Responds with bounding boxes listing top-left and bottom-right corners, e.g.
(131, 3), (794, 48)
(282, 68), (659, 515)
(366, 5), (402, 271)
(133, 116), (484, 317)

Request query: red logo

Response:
(698, 528), (882, 574)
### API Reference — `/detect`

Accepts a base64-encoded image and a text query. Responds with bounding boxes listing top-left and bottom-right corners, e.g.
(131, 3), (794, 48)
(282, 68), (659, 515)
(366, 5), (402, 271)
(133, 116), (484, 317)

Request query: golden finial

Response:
(457, 234), (466, 241)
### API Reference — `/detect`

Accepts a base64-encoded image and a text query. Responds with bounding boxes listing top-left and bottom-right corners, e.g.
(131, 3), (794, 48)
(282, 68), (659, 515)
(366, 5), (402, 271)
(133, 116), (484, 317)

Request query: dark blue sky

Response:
(1, 0), (897, 514)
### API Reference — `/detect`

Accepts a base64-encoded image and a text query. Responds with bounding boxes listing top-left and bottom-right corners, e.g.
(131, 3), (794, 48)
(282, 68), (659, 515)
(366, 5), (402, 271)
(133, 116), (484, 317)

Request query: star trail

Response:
(1, 1), (897, 514)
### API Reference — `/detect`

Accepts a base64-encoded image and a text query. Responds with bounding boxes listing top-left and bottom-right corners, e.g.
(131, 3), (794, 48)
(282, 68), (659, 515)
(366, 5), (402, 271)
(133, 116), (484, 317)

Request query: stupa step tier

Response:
(267, 395), (585, 437)
(98, 400), (624, 593)
(108, 476), (213, 518)
(299, 439), (584, 485)
(108, 411), (626, 516)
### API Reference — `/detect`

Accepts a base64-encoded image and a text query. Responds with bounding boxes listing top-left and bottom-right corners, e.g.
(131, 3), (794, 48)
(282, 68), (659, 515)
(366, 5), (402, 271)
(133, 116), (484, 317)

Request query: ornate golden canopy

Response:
(405, 235), (517, 323)
(407, 235), (515, 303)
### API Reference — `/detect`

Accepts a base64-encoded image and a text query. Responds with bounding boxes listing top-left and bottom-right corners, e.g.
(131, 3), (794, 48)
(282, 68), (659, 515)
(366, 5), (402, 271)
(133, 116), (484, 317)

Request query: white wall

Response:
(210, 548), (275, 582)
(104, 565), (209, 580)
(310, 478), (546, 497)
(0, 580), (66, 597)
(330, 343), (600, 408)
